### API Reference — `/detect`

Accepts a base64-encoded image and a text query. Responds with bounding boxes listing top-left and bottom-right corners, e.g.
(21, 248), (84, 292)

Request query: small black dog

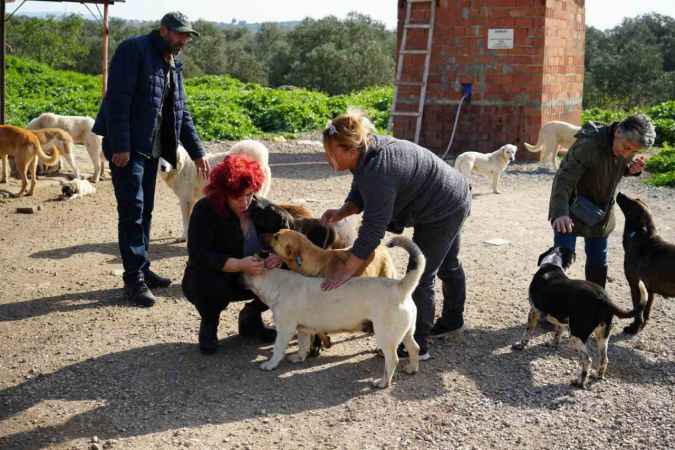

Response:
(617, 192), (675, 334)
(512, 247), (638, 389)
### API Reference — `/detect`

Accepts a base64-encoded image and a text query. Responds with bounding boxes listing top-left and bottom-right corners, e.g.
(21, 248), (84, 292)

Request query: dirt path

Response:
(1, 141), (673, 449)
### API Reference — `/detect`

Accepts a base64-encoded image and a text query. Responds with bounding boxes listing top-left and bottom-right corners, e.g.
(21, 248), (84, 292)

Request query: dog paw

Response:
(511, 342), (526, 351)
(287, 353), (307, 364)
(372, 378), (390, 389)
(403, 363), (418, 375)
(570, 379), (588, 389)
(259, 360), (279, 371)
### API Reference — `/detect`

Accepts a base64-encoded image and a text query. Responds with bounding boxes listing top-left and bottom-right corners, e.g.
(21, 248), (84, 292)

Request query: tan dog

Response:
(524, 120), (581, 170)
(268, 229), (396, 278)
(0, 125), (61, 197)
(32, 128), (79, 179)
(243, 237), (425, 388)
(27, 113), (105, 182)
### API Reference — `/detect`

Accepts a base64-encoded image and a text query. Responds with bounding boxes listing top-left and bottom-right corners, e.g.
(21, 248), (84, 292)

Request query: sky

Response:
(12, 0), (675, 30)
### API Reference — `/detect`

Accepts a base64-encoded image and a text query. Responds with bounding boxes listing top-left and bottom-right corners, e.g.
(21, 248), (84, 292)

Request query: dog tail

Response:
(608, 281), (646, 319)
(523, 129), (544, 153)
(33, 135), (61, 166)
(387, 237), (426, 299)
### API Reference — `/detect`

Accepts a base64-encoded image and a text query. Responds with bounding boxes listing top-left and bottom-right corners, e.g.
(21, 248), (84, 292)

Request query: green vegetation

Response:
(6, 56), (392, 141)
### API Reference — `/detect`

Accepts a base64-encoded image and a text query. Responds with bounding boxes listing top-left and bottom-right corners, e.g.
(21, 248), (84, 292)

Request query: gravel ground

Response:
(0, 139), (673, 450)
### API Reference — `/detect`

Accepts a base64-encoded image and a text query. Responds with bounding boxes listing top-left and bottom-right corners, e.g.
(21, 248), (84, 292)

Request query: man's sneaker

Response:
(430, 321), (463, 338)
(125, 281), (156, 307)
(144, 270), (172, 289)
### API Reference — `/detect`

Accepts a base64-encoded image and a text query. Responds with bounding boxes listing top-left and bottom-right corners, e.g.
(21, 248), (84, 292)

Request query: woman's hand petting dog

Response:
(321, 208), (343, 226)
(552, 215), (574, 233)
(238, 256), (266, 276)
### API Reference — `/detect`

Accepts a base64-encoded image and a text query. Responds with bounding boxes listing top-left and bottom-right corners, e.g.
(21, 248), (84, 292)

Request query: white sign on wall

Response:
(488, 28), (514, 49)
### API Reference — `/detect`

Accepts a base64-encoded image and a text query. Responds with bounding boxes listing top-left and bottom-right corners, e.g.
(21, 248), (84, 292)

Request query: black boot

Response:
(124, 280), (156, 307)
(144, 269), (172, 289)
(238, 298), (276, 343)
(199, 317), (219, 355)
(585, 265), (608, 289)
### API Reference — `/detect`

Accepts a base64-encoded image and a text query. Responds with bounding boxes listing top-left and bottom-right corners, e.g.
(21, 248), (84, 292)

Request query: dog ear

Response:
(284, 244), (295, 258)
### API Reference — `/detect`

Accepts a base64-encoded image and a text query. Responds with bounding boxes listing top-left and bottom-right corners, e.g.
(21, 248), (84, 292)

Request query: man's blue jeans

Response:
(110, 153), (159, 285)
(553, 232), (608, 268)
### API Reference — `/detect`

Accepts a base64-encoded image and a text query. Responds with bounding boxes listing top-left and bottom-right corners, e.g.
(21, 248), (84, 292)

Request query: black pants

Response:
(109, 153), (158, 285)
(408, 200), (471, 337)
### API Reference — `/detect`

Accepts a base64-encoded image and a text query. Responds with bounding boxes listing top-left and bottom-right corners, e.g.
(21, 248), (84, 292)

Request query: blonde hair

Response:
(323, 109), (375, 152)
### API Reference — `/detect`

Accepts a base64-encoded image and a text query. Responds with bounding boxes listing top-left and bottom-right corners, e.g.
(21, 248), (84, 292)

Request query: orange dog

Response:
(0, 125), (60, 196)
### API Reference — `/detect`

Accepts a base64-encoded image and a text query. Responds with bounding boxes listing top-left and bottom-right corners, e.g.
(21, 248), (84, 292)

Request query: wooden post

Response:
(101, 0), (109, 97)
(0, 0), (6, 124)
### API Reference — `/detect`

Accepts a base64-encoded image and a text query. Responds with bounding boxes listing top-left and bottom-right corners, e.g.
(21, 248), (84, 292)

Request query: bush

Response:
(582, 101), (675, 146)
(645, 143), (675, 187)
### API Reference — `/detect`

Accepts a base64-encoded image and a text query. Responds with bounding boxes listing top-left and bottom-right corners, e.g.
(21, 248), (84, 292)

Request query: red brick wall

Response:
(393, 0), (585, 160)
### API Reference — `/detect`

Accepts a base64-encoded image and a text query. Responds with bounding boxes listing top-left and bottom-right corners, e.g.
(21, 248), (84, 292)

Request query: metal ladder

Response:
(389, 0), (437, 144)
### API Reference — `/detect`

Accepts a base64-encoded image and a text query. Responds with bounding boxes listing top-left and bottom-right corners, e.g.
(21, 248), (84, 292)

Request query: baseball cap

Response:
(160, 12), (200, 37)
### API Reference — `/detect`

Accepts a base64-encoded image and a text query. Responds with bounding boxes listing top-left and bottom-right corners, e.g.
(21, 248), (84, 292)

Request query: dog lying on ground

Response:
(616, 192), (675, 335)
(512, 246), (639, 389)
(454, 144), (517, 194)
(27, 113), (105, 182)
(0, 125), (61, 197)
(31, 128), (79, 179)
(61, 178), (96, 200)
(524, 120), (580, 170)
(159, 140), (272, 241)
(243, 236), (424, 388)
(250, 197), (357, 250)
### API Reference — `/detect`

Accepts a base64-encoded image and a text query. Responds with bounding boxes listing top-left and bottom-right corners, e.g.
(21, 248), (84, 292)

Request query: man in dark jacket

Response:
(93, 12), (210, 306)
(548, 114), (655, 288)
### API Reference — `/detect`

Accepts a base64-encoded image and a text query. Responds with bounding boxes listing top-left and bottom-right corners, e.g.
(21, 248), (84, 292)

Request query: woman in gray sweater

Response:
(320, 110), (471, 359)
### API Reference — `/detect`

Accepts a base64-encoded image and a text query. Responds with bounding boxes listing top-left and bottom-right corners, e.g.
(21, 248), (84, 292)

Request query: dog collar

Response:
(295, 255), (302, 268)
(628, 231), (637, 239)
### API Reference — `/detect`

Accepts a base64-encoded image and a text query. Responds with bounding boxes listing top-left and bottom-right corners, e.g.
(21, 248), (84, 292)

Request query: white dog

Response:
(61, 178), (96, 200)
(27, 113), (105, 182)
(243, 236), (424, 389)
(454, 144), (517, 194)
(159, 140), (272, 241)
(524, 120), (581, 170)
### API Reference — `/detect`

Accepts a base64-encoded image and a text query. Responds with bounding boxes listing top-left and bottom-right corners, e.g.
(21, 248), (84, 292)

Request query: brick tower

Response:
(392, 0), (586, 159)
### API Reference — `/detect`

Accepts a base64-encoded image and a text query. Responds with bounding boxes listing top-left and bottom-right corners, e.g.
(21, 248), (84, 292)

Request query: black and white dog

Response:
(512, 247), (640, 389)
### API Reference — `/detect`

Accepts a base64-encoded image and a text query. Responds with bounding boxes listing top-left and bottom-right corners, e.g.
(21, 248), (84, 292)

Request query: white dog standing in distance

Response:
(243, 236), (425, 388)
(159, 140), (272, 241)
(27, 113), (105, 182)
(524, 120), (581, 170)
(454, 144), (517, 194)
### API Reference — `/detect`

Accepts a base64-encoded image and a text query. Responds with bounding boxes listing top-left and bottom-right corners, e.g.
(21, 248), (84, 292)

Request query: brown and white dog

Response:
(0, 125), (61, 197)
(524, 120), (580, 170)
(267, 229), (395, 279)
(454, 144), (517, 194)
(27, 113), (105, 182)
(616, 192), (675, 335)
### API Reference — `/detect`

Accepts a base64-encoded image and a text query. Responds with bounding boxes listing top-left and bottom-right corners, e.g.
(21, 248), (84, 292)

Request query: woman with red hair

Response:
(181, 154), (282, 354)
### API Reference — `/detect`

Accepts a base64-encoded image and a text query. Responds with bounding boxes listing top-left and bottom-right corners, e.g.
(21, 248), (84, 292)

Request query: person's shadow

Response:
(29, 238), (187, 263)
(0, 336), (444, 449)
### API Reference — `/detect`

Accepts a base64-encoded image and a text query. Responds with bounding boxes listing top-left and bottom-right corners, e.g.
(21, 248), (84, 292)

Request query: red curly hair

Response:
(204, 154), (265, 215)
